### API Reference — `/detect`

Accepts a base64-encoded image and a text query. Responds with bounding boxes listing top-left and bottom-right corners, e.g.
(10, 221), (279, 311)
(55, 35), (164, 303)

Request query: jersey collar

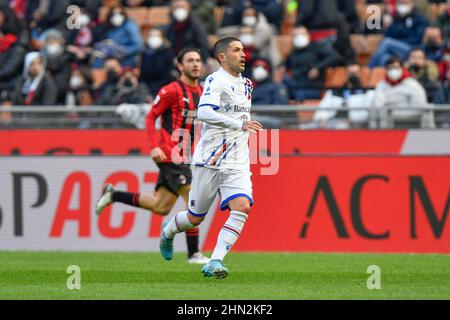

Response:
(219, 67), (242, 81)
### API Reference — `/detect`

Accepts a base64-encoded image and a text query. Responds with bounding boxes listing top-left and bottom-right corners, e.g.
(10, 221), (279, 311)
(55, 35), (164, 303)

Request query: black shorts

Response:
(155, 163), (192, 196)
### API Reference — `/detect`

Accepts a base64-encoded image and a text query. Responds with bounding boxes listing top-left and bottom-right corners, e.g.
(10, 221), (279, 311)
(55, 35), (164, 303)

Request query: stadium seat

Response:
(367, 34), (383, 54)
(325, 67), (348, 89)
(369, 67), (385, 88)
(92, 69), (107, 88)
(103, 0), (119, 7)
(125, 7), (150, 27)
(148, 6), (171, 27)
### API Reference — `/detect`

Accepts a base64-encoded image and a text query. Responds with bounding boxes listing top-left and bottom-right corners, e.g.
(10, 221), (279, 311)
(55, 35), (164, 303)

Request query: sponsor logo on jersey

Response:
(224, 103), (233, 112)
(153, 94), (161, 105)
(181, 109), (197, 118)
(234, 105), (251, 113)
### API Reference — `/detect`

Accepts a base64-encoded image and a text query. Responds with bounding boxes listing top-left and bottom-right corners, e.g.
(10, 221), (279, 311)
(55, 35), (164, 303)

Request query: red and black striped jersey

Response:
(146, 79), (203, 163)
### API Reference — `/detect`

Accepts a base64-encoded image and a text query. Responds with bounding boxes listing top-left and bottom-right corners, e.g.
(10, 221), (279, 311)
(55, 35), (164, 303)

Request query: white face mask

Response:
(173, 8), (189, 22)
(45, 43), (63, 56)
(240, 33), (255, 47)
(111, 14), (125, 27)
(396, 4), (412, 17)
(242, 16), (257, 27)
(252, 66), (269, 82)
(78, 14), (90, 27)
(387, 68), (403, 81)
(293, 34), (310, 49)
(70, 76), (83, 89)
(147, 35), (163, 49)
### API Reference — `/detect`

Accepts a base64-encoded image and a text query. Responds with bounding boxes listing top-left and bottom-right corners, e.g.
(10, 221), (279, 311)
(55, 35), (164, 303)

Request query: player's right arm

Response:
(197, 75), (262, 132)
(146, 88), (174, 162)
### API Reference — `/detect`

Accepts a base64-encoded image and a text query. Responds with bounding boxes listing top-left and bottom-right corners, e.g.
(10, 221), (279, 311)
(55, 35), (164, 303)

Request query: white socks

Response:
(211, 211), (248, 261)
(163, 211), (194, 239)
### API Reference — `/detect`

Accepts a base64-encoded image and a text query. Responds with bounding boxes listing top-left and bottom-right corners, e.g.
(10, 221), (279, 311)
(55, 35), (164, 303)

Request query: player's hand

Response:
(242, 120), (263, 133)
(150, 147), (167, 162)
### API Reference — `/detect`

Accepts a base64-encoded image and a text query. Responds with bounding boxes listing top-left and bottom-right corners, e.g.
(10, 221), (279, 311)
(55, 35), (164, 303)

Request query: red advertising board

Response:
(0, 130), (407, 155)
(204, 156), (450, 253)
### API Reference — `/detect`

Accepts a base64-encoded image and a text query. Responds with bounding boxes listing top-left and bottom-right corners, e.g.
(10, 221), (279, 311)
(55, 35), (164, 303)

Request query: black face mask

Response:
(410, 64), (422, 72)
(348, 74), (361, 88)
(107, 70), (119, 82)
(425, 40), (440, 50)
(123, 79), (133, 87)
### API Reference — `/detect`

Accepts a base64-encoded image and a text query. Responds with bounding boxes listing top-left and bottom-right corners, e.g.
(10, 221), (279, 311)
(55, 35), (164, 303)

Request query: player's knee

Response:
(153, 204), (171, 216)
(232, 203), (251, 215)
(188, 214), (204, 226)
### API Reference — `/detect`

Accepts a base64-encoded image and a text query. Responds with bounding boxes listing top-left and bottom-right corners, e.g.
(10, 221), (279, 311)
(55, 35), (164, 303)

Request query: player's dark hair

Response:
(213, 37), (241, 64)
(176, 48), (201, 64)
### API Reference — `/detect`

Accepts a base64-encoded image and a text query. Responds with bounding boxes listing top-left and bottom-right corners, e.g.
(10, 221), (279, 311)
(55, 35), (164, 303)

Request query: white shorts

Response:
(187, 165), (253, 217)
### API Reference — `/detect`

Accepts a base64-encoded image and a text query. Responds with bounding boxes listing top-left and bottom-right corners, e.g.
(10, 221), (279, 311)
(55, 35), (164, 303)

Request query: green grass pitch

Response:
(0, 251), (449, 300)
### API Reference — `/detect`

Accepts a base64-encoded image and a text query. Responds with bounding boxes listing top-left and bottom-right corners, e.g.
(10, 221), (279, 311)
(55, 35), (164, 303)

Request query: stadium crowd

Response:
(0, 0), (449, 128)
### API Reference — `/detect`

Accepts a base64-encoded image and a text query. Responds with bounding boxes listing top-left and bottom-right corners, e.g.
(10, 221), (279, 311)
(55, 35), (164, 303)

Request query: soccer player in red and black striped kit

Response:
(95, 48), (209, 264)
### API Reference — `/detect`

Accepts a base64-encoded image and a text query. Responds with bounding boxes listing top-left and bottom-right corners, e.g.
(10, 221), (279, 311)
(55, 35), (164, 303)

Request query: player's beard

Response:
(184, 70), (200, 81)
(234, 60), (245, 73)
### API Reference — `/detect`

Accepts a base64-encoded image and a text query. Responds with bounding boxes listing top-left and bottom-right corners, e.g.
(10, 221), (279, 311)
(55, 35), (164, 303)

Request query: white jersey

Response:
(193, 67), (253, 170)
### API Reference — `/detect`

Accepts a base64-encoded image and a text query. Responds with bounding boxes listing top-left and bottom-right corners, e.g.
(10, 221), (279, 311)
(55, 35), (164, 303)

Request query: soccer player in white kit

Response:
(159, 37), (263, 279)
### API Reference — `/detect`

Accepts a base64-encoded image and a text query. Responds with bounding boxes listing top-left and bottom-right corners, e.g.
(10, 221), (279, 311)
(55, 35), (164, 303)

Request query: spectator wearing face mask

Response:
(218, 6), (281, 67)
(94, 57), (122, 102)
(373, 56), (431, 128)
(225, 0), (283, 30)
(251, 58), (288, 105)
(40, 29), (75, 105)
(250, 58), (289, 128)
(95, 68), (150, 106)
(239, 25), (261, 78)
(165, 0), (210, 61)
(65, 64), (94, 107)
(13, 51), (57, 105)
(140, 28), (176, 97)
(368, 0), (429, 68)
(283, 26), (344, 101)
(72, 0), (102, 22)
(313, 64), (376, 129)
(421, 26), (445, 63)
(66, 8), (96, 66)
(92, 4), (143, 68)
(405, 47), (446, 104)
